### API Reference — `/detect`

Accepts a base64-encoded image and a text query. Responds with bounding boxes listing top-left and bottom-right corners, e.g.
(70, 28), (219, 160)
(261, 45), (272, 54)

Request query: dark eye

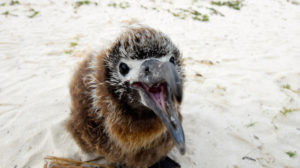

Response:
(119, 62), (130, 76)
(169, 56), (175, 64)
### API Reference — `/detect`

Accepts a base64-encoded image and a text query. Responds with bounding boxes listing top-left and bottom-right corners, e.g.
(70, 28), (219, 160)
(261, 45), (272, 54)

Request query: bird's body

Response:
(66, 26), (185, 168)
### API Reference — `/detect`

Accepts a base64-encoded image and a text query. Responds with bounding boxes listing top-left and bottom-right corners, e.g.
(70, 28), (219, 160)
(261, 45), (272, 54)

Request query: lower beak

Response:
(134, 59), (185, 155)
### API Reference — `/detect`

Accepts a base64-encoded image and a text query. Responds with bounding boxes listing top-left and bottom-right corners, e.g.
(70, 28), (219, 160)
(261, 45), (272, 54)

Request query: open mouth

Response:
(131, 60), (185, 155)
(132, 82), (167, 113)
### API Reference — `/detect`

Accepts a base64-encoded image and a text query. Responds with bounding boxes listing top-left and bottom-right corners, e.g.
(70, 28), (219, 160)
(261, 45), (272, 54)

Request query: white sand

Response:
(1, 0), (300, 167)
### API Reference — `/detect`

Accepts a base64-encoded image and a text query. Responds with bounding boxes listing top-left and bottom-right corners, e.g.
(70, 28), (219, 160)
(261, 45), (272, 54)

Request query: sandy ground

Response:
(1, 0), (300, 167)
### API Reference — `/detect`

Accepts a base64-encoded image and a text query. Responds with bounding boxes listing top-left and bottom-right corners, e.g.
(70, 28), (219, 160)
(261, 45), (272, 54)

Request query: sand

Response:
(0, 0), (300, 167)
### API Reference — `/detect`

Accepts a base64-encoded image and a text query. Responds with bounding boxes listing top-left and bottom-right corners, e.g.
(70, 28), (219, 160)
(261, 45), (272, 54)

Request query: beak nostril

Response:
(144, 66), (150, 74)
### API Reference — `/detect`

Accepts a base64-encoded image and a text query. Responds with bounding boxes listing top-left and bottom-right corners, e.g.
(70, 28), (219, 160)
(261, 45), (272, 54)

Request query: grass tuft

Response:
(286, 151), (296, 158)
(280, 107), (297, 116)
(216, 84), (226, 91)
(70, 42), (78, 47)
(2, 11), (10, 16)
(65, 36), (80, 55)
(287, 0), (300, 5)
(64, 50), (73, 54)
(10, 0), (20, 6)
(211, 0), (244, 10)
(28, 8), (39, 18)
(246, 122), (256, 128)
(2, 10), (17, 17)
(75, 0), (91, 8)
(167, 8), (209, 22)
(282, 84), (291, 90)
(281, 83), (300, 94)
(108, 2), (130, 9)
(207, 7), (224, 16)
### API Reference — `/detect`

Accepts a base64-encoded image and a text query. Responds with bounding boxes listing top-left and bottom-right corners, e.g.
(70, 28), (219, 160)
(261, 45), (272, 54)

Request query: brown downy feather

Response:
(66, 27), (183, 168)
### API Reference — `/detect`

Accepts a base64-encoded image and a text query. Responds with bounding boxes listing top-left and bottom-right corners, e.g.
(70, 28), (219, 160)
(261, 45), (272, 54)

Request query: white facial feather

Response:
(118, 55), (173, 83)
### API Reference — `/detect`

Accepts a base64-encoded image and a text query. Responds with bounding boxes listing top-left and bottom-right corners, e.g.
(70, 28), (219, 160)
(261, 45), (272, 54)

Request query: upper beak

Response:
(133, 59), (185, 155)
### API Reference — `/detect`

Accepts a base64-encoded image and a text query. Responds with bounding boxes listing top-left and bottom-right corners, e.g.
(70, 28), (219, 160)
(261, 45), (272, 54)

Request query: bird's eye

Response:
(169, 56), (175, 64)
(119, 62), (130, 76)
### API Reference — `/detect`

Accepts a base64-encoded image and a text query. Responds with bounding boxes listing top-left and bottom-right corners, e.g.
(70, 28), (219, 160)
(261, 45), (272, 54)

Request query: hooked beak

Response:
(132, 59), (185, 155)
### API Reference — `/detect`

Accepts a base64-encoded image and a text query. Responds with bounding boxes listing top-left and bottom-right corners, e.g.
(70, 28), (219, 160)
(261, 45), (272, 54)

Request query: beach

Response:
(0, 0), (300, 167)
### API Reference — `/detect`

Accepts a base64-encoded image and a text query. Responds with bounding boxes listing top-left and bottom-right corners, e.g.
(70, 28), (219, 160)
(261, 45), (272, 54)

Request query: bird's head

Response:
(103, 27), (185, 154)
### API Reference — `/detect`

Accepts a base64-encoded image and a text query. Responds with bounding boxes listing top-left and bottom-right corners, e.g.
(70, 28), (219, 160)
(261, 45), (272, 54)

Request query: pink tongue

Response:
(149, 85), (166, 112)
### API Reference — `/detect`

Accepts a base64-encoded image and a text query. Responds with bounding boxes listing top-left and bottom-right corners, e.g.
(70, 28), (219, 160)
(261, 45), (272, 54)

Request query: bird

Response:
(66, 26), (185, 168)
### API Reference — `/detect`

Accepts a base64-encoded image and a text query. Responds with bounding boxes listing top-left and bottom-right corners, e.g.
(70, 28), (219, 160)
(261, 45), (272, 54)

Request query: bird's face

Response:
(104, 27), (185, 154)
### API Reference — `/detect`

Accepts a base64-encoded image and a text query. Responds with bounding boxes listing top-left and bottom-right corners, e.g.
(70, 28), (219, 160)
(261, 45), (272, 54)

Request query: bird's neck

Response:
(101, 96), (167, 153)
